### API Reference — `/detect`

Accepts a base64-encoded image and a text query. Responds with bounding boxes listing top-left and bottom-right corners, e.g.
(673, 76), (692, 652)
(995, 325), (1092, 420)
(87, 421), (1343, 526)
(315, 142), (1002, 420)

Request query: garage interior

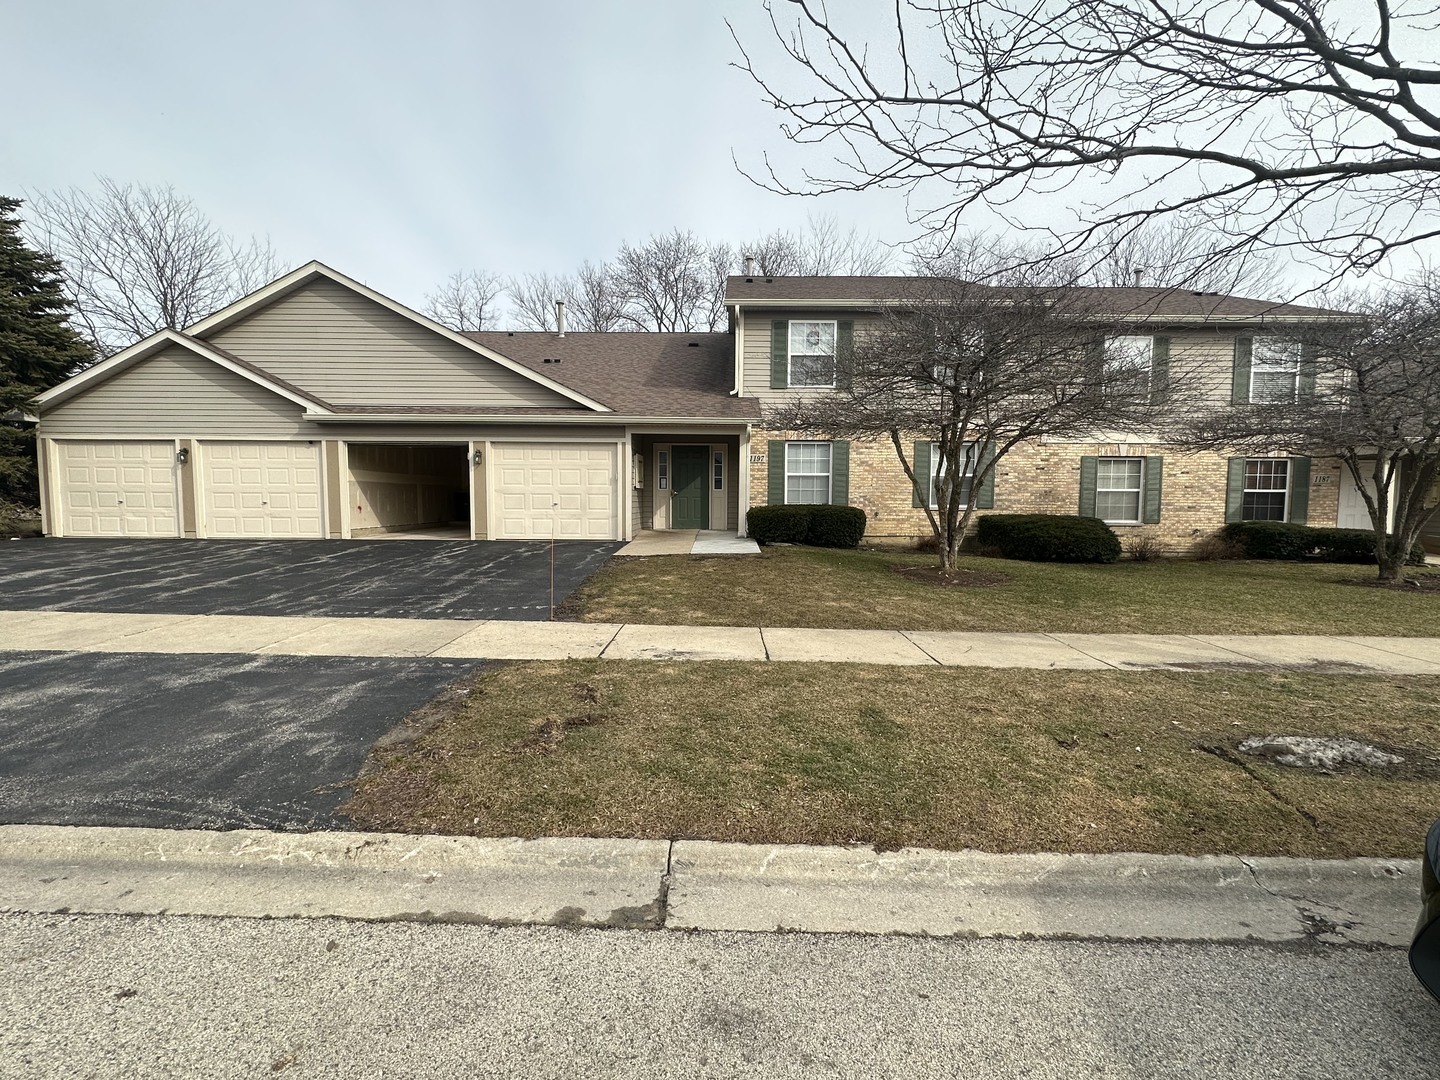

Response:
(346, 443), (471, 539)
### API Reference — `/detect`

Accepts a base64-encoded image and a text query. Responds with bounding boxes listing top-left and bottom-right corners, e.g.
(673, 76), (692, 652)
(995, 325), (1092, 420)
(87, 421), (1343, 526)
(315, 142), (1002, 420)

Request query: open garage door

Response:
(200, 441), (324, 538)
(54, 440), (179, 537)
(491, 442), (617, 540)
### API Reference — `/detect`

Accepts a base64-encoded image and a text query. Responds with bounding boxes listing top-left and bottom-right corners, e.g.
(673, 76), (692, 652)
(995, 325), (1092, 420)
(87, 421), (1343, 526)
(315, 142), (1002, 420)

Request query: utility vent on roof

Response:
(687, 342), (699, 347)
(542, 358), (562, 364)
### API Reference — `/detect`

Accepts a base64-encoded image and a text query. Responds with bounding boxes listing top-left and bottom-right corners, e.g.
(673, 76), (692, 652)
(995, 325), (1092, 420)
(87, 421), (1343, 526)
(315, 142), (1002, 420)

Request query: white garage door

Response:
(201, 441), (324, 538)
(491, 442), (617, 540)
(56, 440), (179, 537)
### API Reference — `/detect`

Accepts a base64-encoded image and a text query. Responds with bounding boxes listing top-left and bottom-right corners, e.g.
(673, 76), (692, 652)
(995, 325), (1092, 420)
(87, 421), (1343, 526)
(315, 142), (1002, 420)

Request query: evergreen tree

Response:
(0, 195), (93, 505)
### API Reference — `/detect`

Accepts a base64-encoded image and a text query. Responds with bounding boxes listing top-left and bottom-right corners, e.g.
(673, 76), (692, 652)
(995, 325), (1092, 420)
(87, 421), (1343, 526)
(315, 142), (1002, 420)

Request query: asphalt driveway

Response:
(0, 650), (481, 831)
(0, 538), (619, 620)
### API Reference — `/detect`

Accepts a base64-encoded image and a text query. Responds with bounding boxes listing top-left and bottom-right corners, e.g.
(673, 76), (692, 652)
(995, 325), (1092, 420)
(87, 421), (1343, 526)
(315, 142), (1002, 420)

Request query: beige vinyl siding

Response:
(741, 310), (880, 406)
(37, 347), (308, 437)
(206, 278), (578, 408)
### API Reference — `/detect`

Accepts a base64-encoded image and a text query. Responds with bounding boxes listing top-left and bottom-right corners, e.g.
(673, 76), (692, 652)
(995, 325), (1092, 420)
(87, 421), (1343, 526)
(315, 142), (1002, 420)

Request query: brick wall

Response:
(748, 429), (1343, 553)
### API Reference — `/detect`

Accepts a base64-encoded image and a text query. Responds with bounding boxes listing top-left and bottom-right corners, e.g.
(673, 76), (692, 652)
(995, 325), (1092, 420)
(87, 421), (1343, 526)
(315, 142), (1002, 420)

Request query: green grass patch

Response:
(561, 546), (1440, 634)
(341, 662), (1440, 858)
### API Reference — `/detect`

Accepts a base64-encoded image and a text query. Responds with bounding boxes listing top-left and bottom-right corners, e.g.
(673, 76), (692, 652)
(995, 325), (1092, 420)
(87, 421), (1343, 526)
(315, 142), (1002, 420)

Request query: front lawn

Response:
(341, 662), (1440, 858)
(561, 546), (1440, 634)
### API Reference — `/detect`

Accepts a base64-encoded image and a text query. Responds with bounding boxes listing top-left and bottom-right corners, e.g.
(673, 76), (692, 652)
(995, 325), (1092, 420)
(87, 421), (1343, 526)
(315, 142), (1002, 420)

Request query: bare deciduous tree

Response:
(569, 260), (628, 332)
(734, 0), (1440, 283)
(613, 229), (733, 332)
(507, 271), (575, 332)
(766, 253), (1165, 569)
(1177, 275), (1440, 582)
(423, 269), (505, 331)
(27, 178), (279, 356)
(742, 213), (895, 276)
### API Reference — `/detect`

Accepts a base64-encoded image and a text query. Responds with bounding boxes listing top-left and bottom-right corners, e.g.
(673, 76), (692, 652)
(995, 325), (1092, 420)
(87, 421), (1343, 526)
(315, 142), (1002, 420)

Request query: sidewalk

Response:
(4, 608), (1440, 671)
(0, 823), (1417, 945)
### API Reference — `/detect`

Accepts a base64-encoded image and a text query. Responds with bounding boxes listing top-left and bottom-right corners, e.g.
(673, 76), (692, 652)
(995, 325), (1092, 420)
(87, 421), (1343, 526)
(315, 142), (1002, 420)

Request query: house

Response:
(28, 261), (1383, 550)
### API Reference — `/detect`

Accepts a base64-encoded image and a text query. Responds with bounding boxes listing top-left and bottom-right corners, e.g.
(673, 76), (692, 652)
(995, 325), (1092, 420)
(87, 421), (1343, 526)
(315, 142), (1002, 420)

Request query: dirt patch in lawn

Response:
(1340, 574), (1440, 593)
(342, 662), (1440, 858)
(891, 565), (1013, 588)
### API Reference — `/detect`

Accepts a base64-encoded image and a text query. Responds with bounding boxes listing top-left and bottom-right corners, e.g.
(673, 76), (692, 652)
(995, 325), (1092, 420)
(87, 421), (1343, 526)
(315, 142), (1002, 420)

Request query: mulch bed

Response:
(891, 564), (1013, 588)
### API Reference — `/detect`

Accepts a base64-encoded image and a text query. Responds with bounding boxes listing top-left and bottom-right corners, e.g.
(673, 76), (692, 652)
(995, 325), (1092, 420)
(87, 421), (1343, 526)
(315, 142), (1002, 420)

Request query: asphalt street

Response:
(0, 650), (479, 830)
(1, 915), (1436, 1079)
(0, 538), (619, 619)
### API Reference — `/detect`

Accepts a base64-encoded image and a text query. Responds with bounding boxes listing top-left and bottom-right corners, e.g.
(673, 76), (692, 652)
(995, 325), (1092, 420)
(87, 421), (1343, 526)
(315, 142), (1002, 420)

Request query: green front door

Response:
(670, 445), (710, 529)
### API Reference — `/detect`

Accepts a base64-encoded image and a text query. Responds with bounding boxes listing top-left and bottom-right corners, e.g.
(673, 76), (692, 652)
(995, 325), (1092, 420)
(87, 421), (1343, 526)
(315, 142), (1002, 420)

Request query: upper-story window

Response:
(1251, 338), (1303, 403)
(1102, 335), (1154, 397)
(789, 320), (837, 387)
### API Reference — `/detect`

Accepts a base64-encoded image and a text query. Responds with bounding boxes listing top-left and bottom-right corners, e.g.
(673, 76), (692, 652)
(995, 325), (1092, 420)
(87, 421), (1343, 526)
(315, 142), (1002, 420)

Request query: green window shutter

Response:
(1078, 456), (1099, 517)
(830, 441), (850, 505)
(974, 441), (996, 509)
(1142, 456), (1164, 524)
(1288, 456), (1311, 524)
(1232, 337), (1253, 404)
(1150, 336), (1171, 405)
(1298, 342), (1318, 400)
(770, 321), (788, 390)
(1224, 458), (1246, 523)
(767, 440), (785, 505)
(912, 440), (931, 508)
(836, 320), (854, 389)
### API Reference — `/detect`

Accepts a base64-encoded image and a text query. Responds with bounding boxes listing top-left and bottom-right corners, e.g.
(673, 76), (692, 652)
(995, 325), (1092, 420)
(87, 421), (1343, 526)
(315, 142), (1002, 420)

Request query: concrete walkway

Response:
(4, 608), (1440, 671)
(0, 823), (1417, 945)
(614, 529), (760, 556)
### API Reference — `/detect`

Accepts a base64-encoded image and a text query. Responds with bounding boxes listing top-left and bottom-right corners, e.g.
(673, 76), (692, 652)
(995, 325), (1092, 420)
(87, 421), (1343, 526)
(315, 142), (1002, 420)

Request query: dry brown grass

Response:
(560, 546), (1440, 634)
(341, 662), (1440, 858)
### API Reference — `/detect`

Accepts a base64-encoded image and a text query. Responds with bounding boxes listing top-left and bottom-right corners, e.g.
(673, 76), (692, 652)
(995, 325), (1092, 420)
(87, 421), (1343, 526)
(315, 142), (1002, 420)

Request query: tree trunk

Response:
(1377, 549), (1407, 583)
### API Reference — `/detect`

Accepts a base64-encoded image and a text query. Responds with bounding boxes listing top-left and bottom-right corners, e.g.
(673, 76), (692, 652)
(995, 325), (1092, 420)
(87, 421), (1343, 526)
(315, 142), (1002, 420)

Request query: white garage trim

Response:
(50, 438), (182, 538)
(195, 440), (325, 539)
(488, 441), (620, 541)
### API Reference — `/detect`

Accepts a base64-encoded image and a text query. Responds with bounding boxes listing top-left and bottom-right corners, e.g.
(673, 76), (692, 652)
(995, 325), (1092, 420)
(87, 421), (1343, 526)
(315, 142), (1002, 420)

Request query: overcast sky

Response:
(1, 1), (926, 309)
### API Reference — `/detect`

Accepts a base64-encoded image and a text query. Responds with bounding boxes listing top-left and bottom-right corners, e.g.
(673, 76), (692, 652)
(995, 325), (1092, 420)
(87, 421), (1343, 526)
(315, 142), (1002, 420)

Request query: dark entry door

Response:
(670, 445), (710, 529)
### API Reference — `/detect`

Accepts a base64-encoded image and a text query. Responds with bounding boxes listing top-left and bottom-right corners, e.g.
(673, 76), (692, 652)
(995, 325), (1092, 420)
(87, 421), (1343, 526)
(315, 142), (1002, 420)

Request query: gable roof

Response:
(465, 332), (762, 420)
(187, 261), (610, 411)
(724, 276), (1354, 321)
(32, 329), (334, 412)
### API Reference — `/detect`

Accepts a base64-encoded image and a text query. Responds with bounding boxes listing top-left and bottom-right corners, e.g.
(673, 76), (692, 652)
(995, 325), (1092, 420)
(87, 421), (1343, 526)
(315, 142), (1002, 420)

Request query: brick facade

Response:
(749, 429), (1343, 553)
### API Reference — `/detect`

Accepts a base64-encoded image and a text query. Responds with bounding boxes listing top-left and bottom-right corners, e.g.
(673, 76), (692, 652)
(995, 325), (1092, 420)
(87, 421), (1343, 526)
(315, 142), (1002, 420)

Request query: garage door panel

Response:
(490, 442), (617, 540)
(201, 442), (324, 539)
(56, 441), (178, 537)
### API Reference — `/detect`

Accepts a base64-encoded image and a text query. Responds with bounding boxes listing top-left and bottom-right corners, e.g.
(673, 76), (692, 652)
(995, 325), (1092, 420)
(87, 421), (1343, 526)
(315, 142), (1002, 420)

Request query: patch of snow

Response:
(1239, 735), (1404, 770)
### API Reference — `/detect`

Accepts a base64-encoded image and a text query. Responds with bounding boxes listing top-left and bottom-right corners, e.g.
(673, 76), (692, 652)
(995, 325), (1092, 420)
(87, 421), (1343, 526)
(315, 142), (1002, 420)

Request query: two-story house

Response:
(29, 260), (1378, 553)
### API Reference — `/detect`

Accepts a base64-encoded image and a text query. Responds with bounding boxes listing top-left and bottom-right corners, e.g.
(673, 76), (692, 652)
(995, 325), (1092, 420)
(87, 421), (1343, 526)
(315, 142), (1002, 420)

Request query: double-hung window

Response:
(788, 321), (837, 387)
(1242, 459), (1290, 520)
(1251, 338), (1302, 403)
(929, 442), (977, 509)
(1095, 458), (1143, 524)
(785, 442), (832, 504)
(1102, 336), (1153, 397)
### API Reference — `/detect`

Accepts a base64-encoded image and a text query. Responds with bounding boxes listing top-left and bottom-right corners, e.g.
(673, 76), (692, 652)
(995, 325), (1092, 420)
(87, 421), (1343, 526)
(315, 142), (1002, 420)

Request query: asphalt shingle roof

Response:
(465, 331), (761, 420)
(723, 276), (1352, 319)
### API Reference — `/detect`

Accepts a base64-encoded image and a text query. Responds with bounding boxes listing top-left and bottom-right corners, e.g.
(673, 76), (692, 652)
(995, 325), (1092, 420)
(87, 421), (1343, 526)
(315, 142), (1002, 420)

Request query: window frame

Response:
(928, 441), (978, 511)
(1250, 338), (1303, 404)
(1102, 335), (1154, 397)
(784, 441), (833, 505)
(712, 450), (724, 492)
(787, 319), (839, 389)
(1241, 458), (1291, 521)
(1094, 456), (1145, 526)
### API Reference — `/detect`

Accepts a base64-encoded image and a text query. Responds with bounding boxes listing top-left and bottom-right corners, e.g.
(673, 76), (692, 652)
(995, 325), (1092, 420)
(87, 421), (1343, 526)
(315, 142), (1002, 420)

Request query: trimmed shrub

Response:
(746, 505), (812, 545)
(805, 505), (867, 549)
(974, 514), (1122, 564)
(1219, 521), (1316, 560)
(1220, 521), (1427, 565)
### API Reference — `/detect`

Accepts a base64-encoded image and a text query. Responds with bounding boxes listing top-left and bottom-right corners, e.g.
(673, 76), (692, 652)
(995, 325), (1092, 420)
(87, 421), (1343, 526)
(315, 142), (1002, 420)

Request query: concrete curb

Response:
(0, 825), (670, 929)
(0, 825), (1420, 945)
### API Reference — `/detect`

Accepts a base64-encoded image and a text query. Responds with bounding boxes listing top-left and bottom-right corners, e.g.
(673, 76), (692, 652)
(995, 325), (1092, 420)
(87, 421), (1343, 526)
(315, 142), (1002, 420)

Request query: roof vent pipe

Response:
(743, 254), (756, 276)
(1133, 268), (1143, 288)
(556, 300), (566, 337)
